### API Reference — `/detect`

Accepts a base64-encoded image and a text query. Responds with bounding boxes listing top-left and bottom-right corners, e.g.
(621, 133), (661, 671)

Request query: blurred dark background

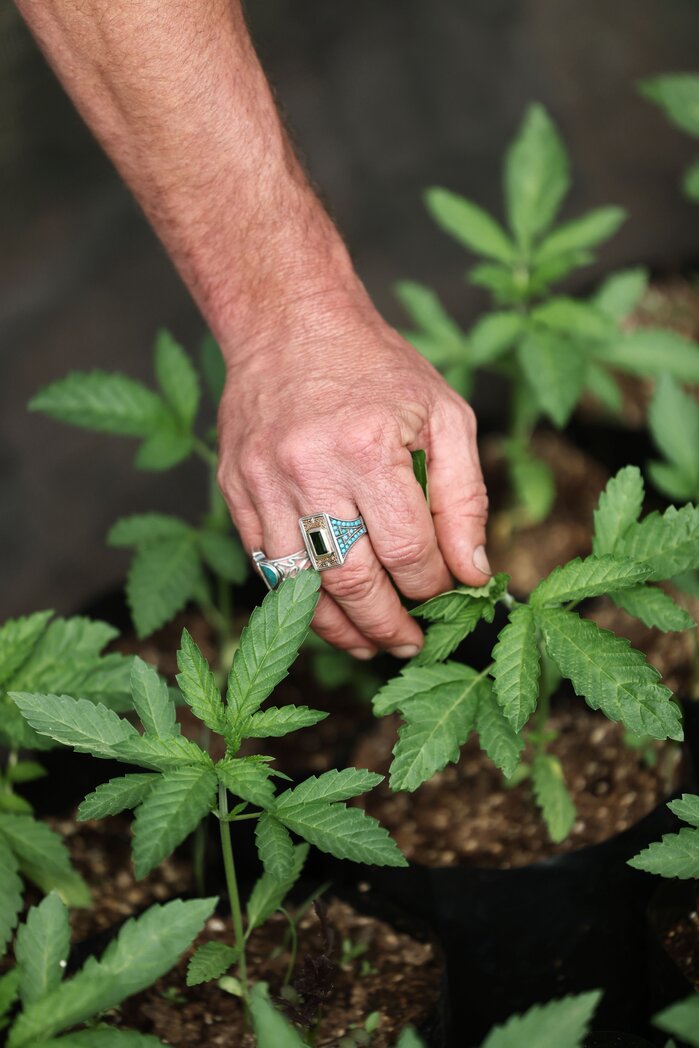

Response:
(2, 0), (699, 621)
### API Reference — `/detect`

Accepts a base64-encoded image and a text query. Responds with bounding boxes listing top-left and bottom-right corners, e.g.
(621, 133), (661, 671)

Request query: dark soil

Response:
(352, 703), (680, 868)
(662, 901), (699, 992)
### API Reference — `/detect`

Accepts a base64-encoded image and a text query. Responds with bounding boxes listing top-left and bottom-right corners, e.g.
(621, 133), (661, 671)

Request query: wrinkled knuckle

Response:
(327, 562), (378, 603)
(343, 418), (384, 464)
(383, 537), (432, 571)
(459, 480), (489, 521)
(239, 442), (270, 490)
(276, 428), (312, 474)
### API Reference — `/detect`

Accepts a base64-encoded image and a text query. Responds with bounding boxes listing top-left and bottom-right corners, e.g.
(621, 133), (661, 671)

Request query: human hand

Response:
(217, 304), (489, 659)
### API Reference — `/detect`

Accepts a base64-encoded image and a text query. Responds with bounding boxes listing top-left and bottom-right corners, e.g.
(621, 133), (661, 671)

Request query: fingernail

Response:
(348, 648), (376, 661)
(389, 644), (421, 659)
(473, 545), (492, 576)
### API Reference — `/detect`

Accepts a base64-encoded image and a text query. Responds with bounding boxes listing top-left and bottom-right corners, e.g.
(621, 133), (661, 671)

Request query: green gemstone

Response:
(261, 564), (279, 589)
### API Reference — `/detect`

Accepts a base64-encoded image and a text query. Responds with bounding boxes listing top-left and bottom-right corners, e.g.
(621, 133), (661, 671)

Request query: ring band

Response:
(252, 548), (311, 591)
(252, 511), (368, 592)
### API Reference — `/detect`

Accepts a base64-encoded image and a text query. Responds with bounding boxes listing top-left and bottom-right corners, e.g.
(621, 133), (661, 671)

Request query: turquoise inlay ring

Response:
(252, 548), (312, 591)
(252, 512), (368, 591)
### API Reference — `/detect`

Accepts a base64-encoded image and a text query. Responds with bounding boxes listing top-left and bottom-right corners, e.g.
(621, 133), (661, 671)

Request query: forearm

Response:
(16, 0), (373, 359)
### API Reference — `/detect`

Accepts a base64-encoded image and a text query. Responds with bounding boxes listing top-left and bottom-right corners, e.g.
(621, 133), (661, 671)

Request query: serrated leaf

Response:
(532, 754), (576, 843)
(275, 801), (406, 867)
(535, 207), (626, 264)
(611, 585), (695, 631)
(78, 773), (159, 821)
(669, 794), (699, 827)
(218, 758), (277, 809)
(476, 684), (524, 778)
(0, 968), (19, 1019)
(531, 555), (650, 607)
(618, 504), (699, 580)
(15, 893), (70, 1006)
(133, 429), (193, 471)
(10, 693), (137, 759)
(113, 733), (212, 773)
(154, 330), (200, 427)
(186, 941), (240, 987)
(131, 767), (217, 879)
(538, 608), (683, 741)
(518, 329), (586, 428)
(0, 841), (22, 954)
(492, 605), (540, 731)
(424, 187), (515, 263)
(226, 572), (320, 735)
(654, 995), (699, 1048)
(245, 705), (328, 739)
(7, 898), (216, 1048)
(481, 990), (600, 1048)
(593, 267), (648, 320)
(0, 612), (52, 690)
(649, 373), (699, 491)
(412, 575), (508, 622)
(592, 466), (645, 557)
(640, 73), (699, 137)
(504, 441), (555, 524)
(276, 769), (383, 808)
(29, 372), (168, 437)
(250, 984), (307, 1048)
(176, 630), (226, 734)
(414, 617), (481, 665)
(108, 514), (192, 548)
(196, 530), (247, 584)
(126, 536), (204, 639)
(246, 843), (308, 931)
(0, 815), (89, 907)
(255, 813), (294, 880)
(600, 328), (699, 383)
(468, 312), (525, 366)
(130, 658), (176, 738)
(374, 662), (476, 716)
(395, 281), (467, 348)
(504, 103), (569, 249)
(629, 826), (699, 879)
(647, 460), (698, 503)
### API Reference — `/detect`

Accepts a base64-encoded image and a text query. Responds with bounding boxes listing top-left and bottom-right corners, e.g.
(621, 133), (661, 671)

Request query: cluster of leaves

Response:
(640, 73), (699, 202)
(0, 890), (215, 1047)
(397, 103), (699, 523)
(373, 467), (698, 842)
(29, 331), (246, 638)
(629, 792), (699, 880)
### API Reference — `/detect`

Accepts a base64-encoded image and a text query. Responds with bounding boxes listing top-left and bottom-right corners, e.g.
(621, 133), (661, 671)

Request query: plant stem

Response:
(218, 783), (247, 991)
(279, 907), (299, 986)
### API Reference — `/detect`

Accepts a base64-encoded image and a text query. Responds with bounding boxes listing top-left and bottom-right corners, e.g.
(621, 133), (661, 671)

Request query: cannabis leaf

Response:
(246, 843), (308, 931)
(654, 995), (699, 1048)
(505, 103), (569, 250)
(154, 330), (200, 429)
(647, 373), (699, 501)
(611, 585), (695, 632)
(10, 693), (138, 759)
(0, 612), (52, 690)
(617, 504), (699, 580)
(424, 188), (515, 263)
(29, 372), (168, 438)
(130, 658), (177, 738)
(530, 554), (650, 607)
(127, 536), (205, 639)
(217, 758), (277, 809)
(480, 990), (600, 1048)
(0, 815), (89, 908)
(132, 766), (218, 879)
(0, 844), (22, 954)
(475, 686), (524, 779)
(492, 604), (540, 731)
(592, 466), (644, 557)
(176, 629), (226, 734)
(518, 330), (586, 429)
(78, 774), (159, 821)
(531, 755), (576, 844)
(245, 705), (328, 738)
(255, 813), (295, 880)
(629, 794), (699, 880)
(274, 800), (406, 867)
(14, 892), (69, 1006)
(187, 941), (241, 987)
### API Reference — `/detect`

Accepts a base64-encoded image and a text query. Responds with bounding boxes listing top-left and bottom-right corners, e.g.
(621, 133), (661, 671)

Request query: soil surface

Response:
(663, 903), (699, 992)
(352, 702), (680, 868)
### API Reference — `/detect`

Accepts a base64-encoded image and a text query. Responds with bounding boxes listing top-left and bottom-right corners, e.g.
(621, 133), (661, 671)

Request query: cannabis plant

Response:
(11, 573), (405, 1010)
(647, 373), (699, 504)
(397, 103), (699, 523)
(640, 73), (699, 203)
(29, 331), (246, 646)
(0, 890), (215, 1046)
(372, 466), (698, 842)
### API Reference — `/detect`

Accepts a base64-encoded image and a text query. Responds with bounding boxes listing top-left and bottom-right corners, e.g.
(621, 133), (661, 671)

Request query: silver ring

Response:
(252, 548), (311, 591)
(298, 512), (367, 570)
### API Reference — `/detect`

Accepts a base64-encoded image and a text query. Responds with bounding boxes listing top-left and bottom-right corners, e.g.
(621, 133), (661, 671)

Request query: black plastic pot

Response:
(646, 878), (697, 1036)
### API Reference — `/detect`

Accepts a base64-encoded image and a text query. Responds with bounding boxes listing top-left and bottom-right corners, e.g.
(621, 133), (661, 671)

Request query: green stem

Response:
(193, 438), (218, 468)
(218, 783), (247, 991)
(279, 907), (299, 986)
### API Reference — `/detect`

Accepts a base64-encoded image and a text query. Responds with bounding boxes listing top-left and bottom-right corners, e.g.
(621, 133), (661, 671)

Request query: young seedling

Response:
(11, 572), (405, 1014)
(0, 890), (216, 1047)
(396, 103), (699, 523)
(372, 466), (698, 843)
(639, 73), (699, 202)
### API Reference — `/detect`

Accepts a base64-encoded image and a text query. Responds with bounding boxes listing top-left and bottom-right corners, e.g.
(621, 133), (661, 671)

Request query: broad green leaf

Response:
(255, 813), (294, 880)
(276, 769), (383, 808)
(196, 530), (247, 584)
(217, 758), (276, 809)
(492, 605), (540, 731)
(133, 428), (193, 471)
(628, 826), (699, 879)
(113, 733), (212, 773)
(226, 572), (320, 734)
(126, 536), (204, 639)
(532, 754), (576, 843)
(647, 460), (698, 502)
(535, 207), (626, 264)
(7, 898), (216, 1047)
(424, 187), (515, 263)
(250, 984), (307, 1048)
(468, 312), (525, 367)
(531, 555), (650, 607)
(600, 328), (699, 383)
(199, 333), (227, 405)
(15, 893), (70, 1006)
(374, 661), (477, 716)
(245, 705), (328, 739)
(648, 373), (699, 491)
(617, 504), (699, 580)
(130, 658), (176, 738)
(683, 158), (699, 202)
(611, 585), (695, 632)
(640, 74), (699, 137)
(275, 801), (406, 867)
(531, 297), (615, 342)
(584, 361), (622, 414)
(29, 372), (167, 437)
(538, 608), (683, 740)
(592, 466), (644, 557)
(0, 612), (52, 690)
(10, 693), (137, 759)
(0, 968), (20, 1019)
(395, 281), (467, 346)
(186, 941), (240, 987)
(504, 104), (569, 250)
(412, 575), (507, 622)
(0, 815), (90, 908)
(504, 441), (555, 525)
(131, 766), (217, 879)
(388, 666), (490, 791)
(669, 794), (699, 827)
(415, 616), (482, 665)
(593, 267), (648, 320)
(518, 330), (586, 428)
(176, 630), (226, 734)
(480, 990), (600, 1048)
(154, 330), (200, 428)
(654, 995), (699, 1048)
(6, 617), (123, 700)
(0, 842), (22, 953)
(78, 773), (159, 821)
(246, 843), (308, 931)
(476, 684), (524, 778)
(108, 514), (191, 548)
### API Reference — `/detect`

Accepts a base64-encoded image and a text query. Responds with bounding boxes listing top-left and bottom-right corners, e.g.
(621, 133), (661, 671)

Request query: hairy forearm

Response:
(16, 0), (372, 358)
